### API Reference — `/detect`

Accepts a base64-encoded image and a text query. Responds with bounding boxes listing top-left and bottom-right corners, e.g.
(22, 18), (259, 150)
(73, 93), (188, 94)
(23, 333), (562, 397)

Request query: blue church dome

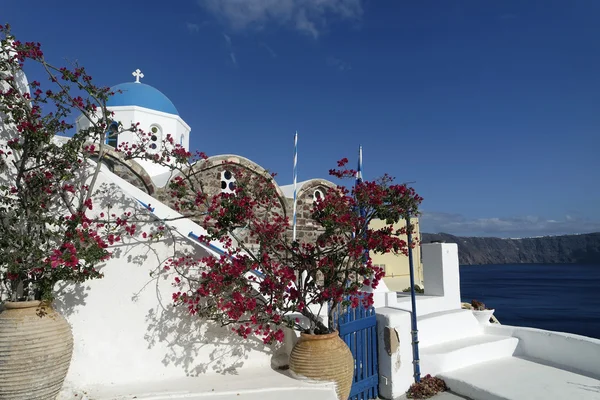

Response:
(107, 82), (179, 115)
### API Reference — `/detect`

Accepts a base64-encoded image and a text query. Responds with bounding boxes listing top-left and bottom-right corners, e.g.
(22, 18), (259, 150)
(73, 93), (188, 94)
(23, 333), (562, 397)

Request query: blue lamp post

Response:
(406, 212), (421, 383)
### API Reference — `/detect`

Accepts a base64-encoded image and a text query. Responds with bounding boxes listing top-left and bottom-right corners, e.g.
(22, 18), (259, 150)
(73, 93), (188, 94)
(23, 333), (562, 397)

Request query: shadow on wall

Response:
(137, 229), (280, 376)
(54, 181), (165, 318)
(54, 180), (278, 381)
(143, 299), (274, 376)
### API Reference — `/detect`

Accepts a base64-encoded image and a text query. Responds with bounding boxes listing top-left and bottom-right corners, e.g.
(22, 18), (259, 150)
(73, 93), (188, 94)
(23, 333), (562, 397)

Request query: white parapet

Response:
(375, 307), (414, 400)
(391, 243), (462, 316)
(484, 324), (600, 378)
(421, 242), (461, 311)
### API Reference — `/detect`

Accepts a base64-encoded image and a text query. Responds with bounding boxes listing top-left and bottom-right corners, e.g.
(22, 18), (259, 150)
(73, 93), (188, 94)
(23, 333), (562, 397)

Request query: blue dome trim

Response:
(107, 82), (179, 115)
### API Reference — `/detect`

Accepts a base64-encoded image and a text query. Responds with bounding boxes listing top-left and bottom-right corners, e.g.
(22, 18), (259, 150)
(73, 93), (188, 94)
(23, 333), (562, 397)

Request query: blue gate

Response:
(332, 297), (379, 400)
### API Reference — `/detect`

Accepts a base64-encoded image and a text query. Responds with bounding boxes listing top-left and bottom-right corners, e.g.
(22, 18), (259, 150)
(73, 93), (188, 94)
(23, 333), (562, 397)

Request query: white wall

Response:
(387, 243), (461, 315)
(0, 41), (29, 97)
(375, 243), (465, 399)
(376, 308), (415, 399)
(485, 324), (600, 378)
(75, 105), (191, 186)
(421, 243), (461, 308)
(108, 106), (190, 150)
(54, 167), (281, 397)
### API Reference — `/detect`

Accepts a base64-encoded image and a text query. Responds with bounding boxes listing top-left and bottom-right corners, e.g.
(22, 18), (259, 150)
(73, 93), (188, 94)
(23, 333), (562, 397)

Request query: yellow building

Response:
(369, 217), (424, 292)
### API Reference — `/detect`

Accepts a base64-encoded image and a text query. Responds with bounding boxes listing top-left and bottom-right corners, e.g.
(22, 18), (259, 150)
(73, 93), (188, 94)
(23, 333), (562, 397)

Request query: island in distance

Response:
(421, 232), (600, 266)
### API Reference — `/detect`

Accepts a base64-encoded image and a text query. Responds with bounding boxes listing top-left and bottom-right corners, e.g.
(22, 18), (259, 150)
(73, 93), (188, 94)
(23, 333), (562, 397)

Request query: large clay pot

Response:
(0, 301), (73, 400)
(289, 331), (354, 400)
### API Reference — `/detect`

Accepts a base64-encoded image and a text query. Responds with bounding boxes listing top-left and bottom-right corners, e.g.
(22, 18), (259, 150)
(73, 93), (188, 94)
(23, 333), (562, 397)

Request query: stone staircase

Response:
(417, 309), (519, 377)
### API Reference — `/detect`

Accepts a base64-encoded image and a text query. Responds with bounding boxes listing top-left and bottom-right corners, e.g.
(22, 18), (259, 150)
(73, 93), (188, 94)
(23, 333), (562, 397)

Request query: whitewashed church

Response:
(74, 69), (338, 250)
(75, 69), (191, 188)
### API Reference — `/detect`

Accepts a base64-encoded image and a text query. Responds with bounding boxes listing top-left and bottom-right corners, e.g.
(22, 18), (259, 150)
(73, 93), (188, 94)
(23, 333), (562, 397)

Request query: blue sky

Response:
(3, 0), (599, 237)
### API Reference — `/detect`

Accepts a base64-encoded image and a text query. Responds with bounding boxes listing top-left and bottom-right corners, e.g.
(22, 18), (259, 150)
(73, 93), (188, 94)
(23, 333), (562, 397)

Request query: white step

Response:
(420, 334), (519, 376)
(417, 309), (483, 347)
(440, 356), (600, 400)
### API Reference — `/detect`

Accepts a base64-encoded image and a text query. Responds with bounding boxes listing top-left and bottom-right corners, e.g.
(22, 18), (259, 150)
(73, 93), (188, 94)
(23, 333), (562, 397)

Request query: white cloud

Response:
(326, 56), (351, 71)
(186, 22), (201, 33)
(419, 211), (600, 238)
(197, 0), (363, 37)
(221, 33), (237, 65)
(259, 42), (277, 58)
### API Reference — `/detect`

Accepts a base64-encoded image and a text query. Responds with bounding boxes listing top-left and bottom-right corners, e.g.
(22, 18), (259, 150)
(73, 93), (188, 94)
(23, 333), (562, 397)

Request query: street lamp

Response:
(402, 180), (421, 383)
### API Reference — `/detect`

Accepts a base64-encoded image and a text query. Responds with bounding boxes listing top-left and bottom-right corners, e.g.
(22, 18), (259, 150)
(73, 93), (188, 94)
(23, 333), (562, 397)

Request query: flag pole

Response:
(292, 131), (298, 243)
(357, 145), (363, 183)
(356, 145), (368, 280)
(293, 132), (305, 290)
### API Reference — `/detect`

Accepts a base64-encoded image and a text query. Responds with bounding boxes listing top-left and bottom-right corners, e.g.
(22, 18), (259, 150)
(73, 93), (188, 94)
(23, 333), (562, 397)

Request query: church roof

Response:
(280, 180), (311, 199)
(107, 82), (179, 116)
(280, 178), (334, 199)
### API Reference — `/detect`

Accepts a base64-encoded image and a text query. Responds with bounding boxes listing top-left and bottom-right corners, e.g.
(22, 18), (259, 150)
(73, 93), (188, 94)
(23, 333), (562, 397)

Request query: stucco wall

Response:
(54, 167), (282, 396)
(484, 324), (600, 379)
(370, 217), (423, 291)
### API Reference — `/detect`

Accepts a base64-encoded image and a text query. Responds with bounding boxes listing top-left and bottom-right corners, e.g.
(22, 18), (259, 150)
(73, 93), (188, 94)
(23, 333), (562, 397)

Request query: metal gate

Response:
(332, 297), (379, 400)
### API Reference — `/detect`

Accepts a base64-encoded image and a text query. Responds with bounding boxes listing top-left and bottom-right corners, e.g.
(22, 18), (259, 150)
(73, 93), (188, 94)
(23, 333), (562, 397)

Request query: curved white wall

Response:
(485, 324), (600, 378)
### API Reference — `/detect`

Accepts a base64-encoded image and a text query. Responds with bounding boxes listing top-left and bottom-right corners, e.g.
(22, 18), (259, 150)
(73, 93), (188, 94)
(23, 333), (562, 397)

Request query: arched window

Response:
(313, 189), (324, 203)
(220, 170), (236, 194)
(149, 125), (162, 152)
(105, 120), (119, 148)
(180, 134), (184, 146)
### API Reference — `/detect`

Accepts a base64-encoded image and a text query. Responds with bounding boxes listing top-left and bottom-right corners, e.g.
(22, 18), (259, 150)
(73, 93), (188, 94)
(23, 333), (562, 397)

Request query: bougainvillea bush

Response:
(120, 123), (423, 343)
(0, 25), (141, 302)
(406, 374), (448, 399)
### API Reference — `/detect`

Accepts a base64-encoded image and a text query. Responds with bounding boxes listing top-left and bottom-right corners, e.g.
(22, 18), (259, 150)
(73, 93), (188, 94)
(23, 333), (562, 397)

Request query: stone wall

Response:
(286, 179), (337, 245)
(92, 147), (156, 195)
(153, 155), (338, 254)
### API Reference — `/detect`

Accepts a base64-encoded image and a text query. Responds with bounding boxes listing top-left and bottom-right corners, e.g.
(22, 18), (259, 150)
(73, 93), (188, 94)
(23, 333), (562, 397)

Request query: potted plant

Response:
(0, 25), (141, 399)
(133, 142), (422, 399)
(406, 374), (448, 399)
(470, 299), (495, 325)
(402, 285), (424, 294)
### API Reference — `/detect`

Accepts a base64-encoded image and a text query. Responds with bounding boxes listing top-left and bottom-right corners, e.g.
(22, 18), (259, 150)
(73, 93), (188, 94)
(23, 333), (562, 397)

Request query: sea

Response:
(459, 263), (600, 340)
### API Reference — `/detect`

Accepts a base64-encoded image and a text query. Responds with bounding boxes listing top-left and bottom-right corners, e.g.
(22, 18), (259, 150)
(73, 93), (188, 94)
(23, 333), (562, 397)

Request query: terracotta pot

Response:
(0, 301), (73, 400)
(289, 330), (354, 400)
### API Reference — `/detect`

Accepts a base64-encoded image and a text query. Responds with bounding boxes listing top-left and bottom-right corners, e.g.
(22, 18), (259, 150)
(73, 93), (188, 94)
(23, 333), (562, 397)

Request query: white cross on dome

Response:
(132, 69), (144, 84)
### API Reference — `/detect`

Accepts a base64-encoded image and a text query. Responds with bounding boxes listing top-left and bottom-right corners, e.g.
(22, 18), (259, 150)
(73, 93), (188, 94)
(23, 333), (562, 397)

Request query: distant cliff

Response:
(421, 232), (600, 265)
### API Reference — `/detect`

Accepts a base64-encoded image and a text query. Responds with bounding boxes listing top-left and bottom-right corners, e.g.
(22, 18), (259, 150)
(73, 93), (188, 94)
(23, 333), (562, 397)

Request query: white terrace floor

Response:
(440, 356), (600, 400)
(71, 367), (338, 400)
(394, 358), (600, 400)
(70, 356), (600, 400)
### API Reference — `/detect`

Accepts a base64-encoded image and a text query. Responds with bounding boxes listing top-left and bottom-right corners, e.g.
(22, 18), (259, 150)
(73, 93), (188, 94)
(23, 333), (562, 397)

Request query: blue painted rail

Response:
(132, 196), (264, 279)
(187, 231), (265, 279)
(136, 199), (155, 212)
